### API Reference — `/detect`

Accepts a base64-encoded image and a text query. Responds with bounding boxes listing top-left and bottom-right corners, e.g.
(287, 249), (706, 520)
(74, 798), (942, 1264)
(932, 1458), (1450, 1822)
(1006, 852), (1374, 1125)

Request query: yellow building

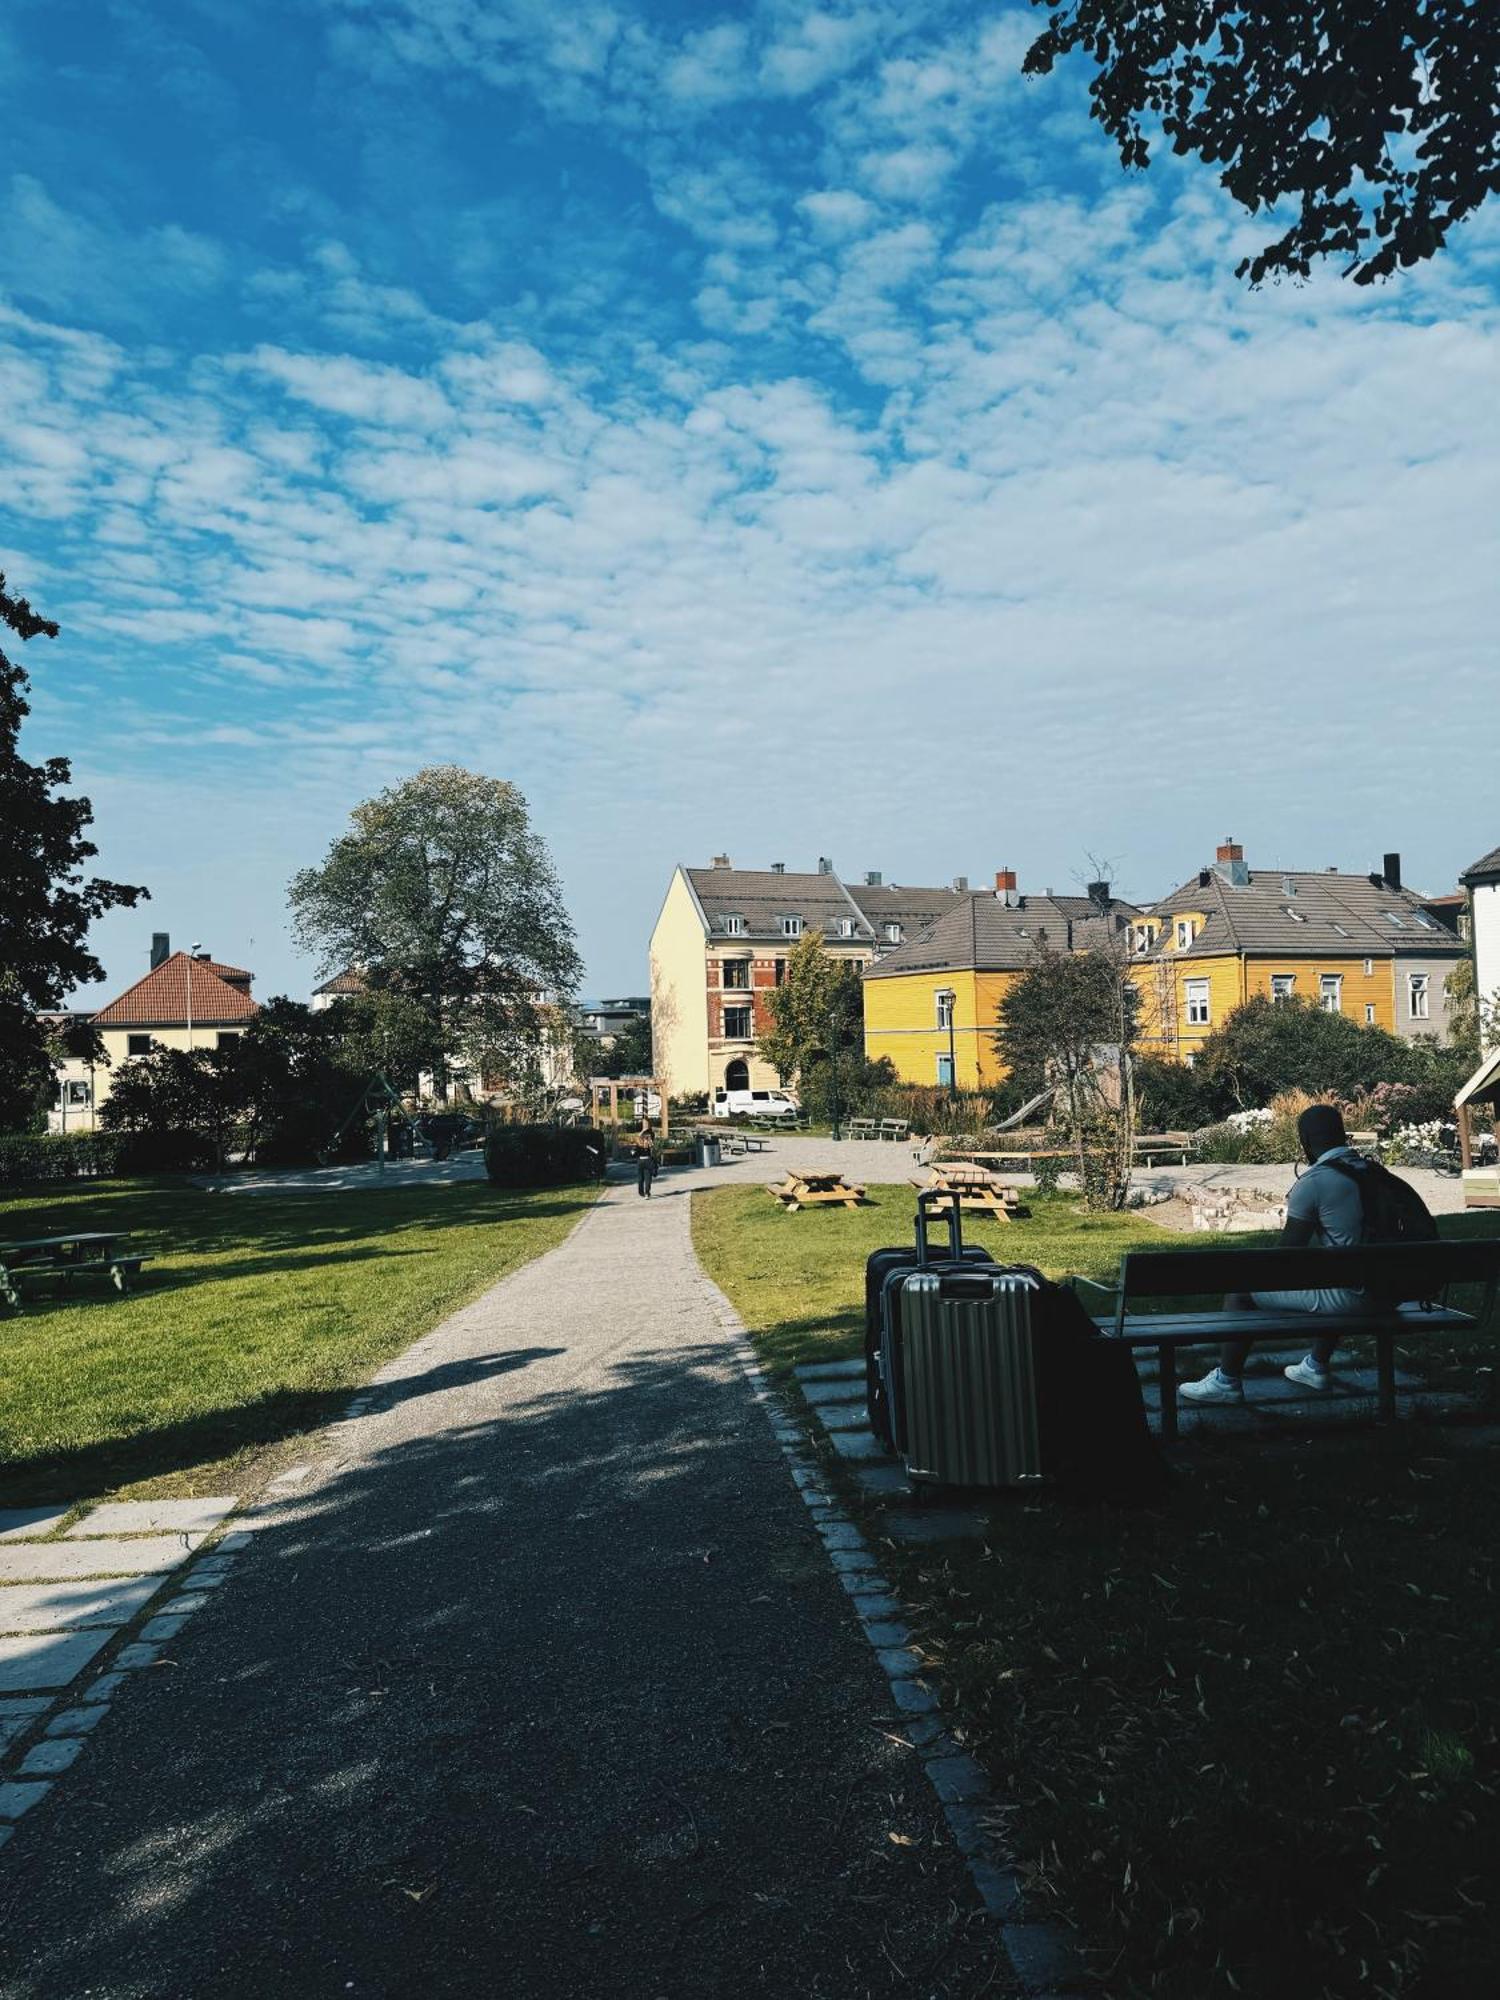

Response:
(650, 856), (961, 1101)
(48, 935), (259, 1130)
(863, 871), (1135, 1087)
(1132, 842), (1465, 1062)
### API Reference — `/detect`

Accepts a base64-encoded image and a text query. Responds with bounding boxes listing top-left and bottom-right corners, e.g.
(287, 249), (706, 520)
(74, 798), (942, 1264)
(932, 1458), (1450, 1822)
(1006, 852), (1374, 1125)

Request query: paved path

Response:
(0, 1178), (1002, 1999)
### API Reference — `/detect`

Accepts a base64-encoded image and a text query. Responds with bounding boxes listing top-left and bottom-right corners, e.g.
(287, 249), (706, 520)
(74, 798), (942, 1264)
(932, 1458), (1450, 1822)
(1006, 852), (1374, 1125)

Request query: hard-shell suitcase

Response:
(865, 1193), (993, 1450)
(895, 1267), (1045, 1489)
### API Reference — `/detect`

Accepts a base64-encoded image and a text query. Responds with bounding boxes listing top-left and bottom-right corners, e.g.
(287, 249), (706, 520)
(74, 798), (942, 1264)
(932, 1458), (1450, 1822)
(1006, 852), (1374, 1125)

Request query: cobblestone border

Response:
(695, 1267), (1091, 1997)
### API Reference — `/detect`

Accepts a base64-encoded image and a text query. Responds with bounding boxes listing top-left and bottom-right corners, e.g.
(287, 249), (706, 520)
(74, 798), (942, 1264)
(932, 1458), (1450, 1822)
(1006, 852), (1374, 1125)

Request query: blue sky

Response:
(3, 0), (1498, 1006)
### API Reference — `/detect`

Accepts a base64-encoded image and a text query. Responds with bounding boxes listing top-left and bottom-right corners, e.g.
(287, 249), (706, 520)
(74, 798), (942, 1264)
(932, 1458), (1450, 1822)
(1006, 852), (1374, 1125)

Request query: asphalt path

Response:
(0, 1176), (1001, 1999)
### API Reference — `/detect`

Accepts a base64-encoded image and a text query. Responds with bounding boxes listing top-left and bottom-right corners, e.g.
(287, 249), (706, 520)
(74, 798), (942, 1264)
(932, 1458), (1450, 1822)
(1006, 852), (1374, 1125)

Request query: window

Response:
(1320, 974), (1343, 1013)
(1365, 1004), (1377, 1024)
(723, 915), (745, 937)
(837, 917), (856, 938)
(66, 1079), (90, 1106)
(127, 1033), (153, 1057)
(1283, 907), (1307, 923)
(1363, 958), (1374, 977)
(1271, 974), (1296, 1002)
(781, 915), (802, 938)
(1133, 924), (1154, 955)
(935, 989), (955, 1031)
(722, 960), (750, 989)
(1384, 912), (1406, 929)
(1174, 920), (1195, 950)
(1185, 979), (1211, 1026)
(1331, 922), (1350, 937)
(884, 922), (902, 944)
(1408, 972), (1430, 1020)
(722, 1006), (752, 1040)
(936, 1054), (955, 1087)
(772, 958), (787, 987)
(216, 1030), (241, 1047)
(1413, 912), (1436, 930)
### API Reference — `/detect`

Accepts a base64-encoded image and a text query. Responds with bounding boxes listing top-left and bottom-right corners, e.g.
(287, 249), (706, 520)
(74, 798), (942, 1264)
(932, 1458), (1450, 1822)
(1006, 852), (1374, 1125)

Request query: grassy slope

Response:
(0, 1176), (594, 1504)
(694, 1184), (1500, 1998)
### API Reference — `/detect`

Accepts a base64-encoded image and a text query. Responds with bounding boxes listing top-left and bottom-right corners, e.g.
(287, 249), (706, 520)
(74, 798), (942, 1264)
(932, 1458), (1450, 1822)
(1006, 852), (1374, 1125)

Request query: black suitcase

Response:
(865, 1191), (994, 1450)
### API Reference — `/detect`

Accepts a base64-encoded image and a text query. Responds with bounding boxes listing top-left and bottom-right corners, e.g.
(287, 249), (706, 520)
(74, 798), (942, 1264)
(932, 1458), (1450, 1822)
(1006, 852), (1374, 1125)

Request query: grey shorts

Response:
(1251, 1288), (1369, 1316)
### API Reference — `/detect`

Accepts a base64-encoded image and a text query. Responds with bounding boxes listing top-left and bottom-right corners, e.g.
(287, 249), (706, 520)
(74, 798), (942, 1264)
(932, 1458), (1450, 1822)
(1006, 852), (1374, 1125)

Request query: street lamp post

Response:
(826, 1003), (845, 1142)
(186, 940), (202, 1052)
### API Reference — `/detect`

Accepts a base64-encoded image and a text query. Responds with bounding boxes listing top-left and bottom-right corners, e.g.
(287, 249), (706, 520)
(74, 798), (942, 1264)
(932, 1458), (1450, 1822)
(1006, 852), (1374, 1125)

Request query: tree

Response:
(1194, 993), (1470, 1115)
(756, 936), (864, 1088)
(589, 1011), (653, 1081)
(1024, 3), (1500, 283)
(288, 767), (581, 1094)
(0, 573), (146, 1129)
(995, 943), (1139, 1209)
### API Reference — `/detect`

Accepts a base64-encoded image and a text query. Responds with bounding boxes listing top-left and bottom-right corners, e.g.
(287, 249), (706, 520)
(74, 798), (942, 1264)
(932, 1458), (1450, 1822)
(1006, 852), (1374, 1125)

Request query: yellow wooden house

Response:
(863, 871), (1135, 1087)
(1131, 842), (1465, 1062)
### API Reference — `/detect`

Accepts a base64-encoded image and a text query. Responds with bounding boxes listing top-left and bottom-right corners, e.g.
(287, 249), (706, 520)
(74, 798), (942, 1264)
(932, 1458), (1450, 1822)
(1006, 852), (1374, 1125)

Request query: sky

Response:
(3, 0), (1498, 1009)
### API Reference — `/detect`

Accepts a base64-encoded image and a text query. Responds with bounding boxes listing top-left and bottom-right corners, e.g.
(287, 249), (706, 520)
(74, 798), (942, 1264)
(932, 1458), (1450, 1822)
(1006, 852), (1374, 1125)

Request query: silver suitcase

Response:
(896, 1269), (1044, 1488)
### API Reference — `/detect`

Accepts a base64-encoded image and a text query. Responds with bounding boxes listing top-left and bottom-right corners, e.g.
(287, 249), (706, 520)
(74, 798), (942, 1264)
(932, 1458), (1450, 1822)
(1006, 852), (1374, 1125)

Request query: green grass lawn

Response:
(694, 1183), (1500, 1998)
(0, 1175), (594, 1505)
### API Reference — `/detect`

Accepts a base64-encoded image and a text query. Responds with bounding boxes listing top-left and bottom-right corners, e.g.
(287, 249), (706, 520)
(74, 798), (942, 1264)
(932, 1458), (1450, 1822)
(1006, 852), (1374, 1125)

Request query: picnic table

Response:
(766, 1171), (866, 1212)
(912, 1161), (1027, 1221)
(0, 1231), (147, 1312)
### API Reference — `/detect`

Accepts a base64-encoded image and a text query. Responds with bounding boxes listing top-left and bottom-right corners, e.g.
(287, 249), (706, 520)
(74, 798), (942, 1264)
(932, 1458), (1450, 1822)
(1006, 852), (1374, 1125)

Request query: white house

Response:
(1462, 845), (1500, 1054)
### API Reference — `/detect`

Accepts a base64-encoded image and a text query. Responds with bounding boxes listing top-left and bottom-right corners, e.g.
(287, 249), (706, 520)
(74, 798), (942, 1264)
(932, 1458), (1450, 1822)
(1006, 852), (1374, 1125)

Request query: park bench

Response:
(912, 1160), (1027, 1222)
(848, 1117), (879, 1141)
(1072, 1239), (1500, 1441)
(766, 1171), (866, 1212)
(1133, 1133), (1194, 1165)
(0, 1231), (148, 1312)
(877, 1118), (910, 1142)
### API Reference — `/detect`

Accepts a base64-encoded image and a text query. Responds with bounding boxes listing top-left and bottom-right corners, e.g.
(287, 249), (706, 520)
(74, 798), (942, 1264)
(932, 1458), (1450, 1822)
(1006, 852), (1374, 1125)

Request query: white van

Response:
(712, 1088), (800, 1121)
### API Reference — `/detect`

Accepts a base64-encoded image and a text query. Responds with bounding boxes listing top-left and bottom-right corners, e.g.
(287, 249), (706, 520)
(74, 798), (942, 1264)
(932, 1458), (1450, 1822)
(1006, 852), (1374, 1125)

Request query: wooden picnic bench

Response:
(848, 1117), (879, 1141)
(766, 1171), (866, 1212)
(1071, 1239), (1500, 1441)
(0, 1231), (148, 1312)
(912, 1161), (1027, 1221)
(1133, 1133), (1194, 1165)
(877, 1119), (910, 1142)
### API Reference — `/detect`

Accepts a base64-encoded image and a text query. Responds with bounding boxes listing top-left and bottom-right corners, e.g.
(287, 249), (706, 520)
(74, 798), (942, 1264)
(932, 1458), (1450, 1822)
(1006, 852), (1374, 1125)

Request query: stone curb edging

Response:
(693, 1269), (1092, 1998)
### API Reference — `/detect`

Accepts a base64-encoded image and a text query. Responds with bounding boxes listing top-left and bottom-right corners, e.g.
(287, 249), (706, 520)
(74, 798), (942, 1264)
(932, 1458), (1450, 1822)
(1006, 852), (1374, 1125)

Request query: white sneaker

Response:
(1284, 1358), (1339, 1391)
(1180, 1369), (1244, 1405)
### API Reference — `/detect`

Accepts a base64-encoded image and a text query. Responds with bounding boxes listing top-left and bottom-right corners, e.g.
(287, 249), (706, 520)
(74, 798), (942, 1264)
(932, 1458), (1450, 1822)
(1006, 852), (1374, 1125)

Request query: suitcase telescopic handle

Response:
(915, 1187), (963, 1265)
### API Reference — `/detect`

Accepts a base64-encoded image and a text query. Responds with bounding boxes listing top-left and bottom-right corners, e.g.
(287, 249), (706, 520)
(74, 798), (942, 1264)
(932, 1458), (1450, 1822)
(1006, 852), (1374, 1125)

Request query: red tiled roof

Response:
(314, 968), (366, 996)
(93, 952), (260, 1028)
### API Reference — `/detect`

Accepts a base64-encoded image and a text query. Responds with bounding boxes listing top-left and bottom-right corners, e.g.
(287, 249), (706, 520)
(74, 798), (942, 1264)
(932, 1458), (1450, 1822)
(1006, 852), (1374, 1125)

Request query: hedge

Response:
(0, 1132), (127, 1187)
(484, 1125), (607, 1189)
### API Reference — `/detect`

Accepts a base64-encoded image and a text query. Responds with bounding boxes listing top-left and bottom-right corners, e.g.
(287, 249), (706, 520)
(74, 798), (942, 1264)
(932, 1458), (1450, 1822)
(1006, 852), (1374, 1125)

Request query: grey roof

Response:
(1154, 867), (1463, 959)
(863, 893), (1134, 978)
(686, 867), (872, 942)
(1462, 845), (1500, 884)
(844, 882), (970, 939)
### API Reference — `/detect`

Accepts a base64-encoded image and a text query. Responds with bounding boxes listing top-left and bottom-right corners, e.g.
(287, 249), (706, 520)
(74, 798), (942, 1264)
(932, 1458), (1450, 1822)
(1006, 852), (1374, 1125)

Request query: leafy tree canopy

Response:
(288, 766), (580, 1088)
(589, 1010), (653, 1081)
(1196, 994), (1468, 1110)
(1025, 2), (1500, 282)
(0, 573), (146, 1129)
(755, 936), (863, 1087)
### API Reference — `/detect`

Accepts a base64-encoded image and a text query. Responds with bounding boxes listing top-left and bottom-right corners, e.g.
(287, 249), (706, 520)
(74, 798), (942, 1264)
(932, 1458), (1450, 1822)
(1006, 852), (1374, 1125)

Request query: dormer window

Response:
(1175, 920), (1196, 950)
(837, 917), (856, 938)
(884, 922), (902, 943)
(723, 914), (746, 937)
(781, 915), (803, 938)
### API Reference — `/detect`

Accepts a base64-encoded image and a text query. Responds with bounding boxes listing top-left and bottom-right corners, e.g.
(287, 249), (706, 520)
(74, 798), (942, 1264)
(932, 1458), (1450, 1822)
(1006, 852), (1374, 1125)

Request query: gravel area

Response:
(0, 1175), (1005, 1999)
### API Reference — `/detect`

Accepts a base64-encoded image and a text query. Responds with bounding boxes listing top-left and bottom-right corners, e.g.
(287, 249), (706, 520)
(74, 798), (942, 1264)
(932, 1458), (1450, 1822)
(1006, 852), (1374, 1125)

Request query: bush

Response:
(1132, 1055), (1230, 1132)
(0, 1131), (126, 1186)
(483, 1124), (606, 1189)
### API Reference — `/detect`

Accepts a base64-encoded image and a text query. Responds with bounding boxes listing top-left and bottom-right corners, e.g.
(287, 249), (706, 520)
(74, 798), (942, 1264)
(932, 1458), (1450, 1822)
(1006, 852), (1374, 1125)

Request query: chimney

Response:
(1214, 837), (1249, 887)
(952, 875), (968, 892)
(818, 856), (833, 876)
(711, 854), (731, 869)
(1198, 868), (1211, 888)
(864, 870), (882, 886)
(1087, 879), (1111, 911)
(1383, 851), (1402, 891)
(150, 932), (170, 969)
(994, 868), (1017, 894)
(770, 862), (785, 874)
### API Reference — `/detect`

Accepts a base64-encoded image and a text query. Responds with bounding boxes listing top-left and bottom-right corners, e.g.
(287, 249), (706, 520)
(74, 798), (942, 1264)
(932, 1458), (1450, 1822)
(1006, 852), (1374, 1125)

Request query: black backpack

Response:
(1325, 1155), (1438, 1246)
(1325, 1156), (1438, 1301)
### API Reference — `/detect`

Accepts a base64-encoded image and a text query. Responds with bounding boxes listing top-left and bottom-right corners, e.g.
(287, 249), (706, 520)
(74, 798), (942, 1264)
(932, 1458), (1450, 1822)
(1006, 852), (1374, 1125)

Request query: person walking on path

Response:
(1182, 1102), (1380, 1405)
(633, 1120), (658, 1198)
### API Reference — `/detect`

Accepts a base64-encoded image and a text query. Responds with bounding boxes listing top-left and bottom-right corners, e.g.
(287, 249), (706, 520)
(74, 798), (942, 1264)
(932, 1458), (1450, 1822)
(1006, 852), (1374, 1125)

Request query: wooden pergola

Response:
(589, 1074), (669, 1138)
(1455, 1046), (1500, 1175)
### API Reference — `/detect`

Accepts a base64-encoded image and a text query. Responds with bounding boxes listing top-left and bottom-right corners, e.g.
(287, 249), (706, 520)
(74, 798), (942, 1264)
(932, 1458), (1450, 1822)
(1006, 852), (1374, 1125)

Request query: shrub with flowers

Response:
(1380, 1119), (1458, 1167)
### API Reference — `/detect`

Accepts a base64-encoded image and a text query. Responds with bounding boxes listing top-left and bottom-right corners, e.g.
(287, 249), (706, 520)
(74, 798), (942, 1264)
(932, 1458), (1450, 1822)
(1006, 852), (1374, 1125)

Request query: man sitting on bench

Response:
(1182, 1104), (1373, 1406)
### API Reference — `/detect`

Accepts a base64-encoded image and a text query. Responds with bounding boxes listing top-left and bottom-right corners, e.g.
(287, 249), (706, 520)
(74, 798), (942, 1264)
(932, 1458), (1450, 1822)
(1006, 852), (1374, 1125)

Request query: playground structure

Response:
(589, 1074), (670, 1139)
